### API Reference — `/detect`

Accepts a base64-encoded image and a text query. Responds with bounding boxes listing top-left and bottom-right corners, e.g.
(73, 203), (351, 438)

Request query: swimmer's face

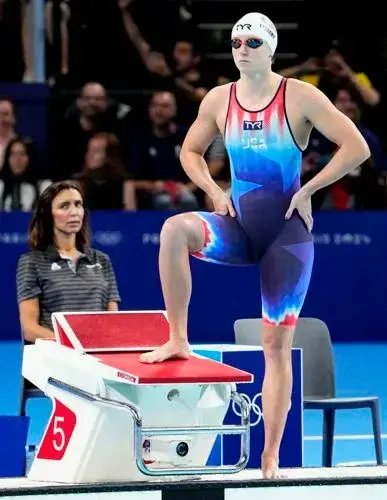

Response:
(231, 36), (272, 73)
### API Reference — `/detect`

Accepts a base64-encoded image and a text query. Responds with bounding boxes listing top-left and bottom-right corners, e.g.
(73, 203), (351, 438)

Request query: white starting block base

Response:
(2, 467), (387, 499)
(22, 311), (254, 484)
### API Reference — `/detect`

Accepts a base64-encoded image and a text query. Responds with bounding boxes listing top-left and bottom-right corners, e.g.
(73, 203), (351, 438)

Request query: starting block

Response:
(22, 311), (254, 483)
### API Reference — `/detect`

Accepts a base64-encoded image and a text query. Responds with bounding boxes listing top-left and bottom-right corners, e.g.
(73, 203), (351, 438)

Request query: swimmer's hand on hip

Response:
(211, 188), (236, 217)
(285, 187), (313, 232)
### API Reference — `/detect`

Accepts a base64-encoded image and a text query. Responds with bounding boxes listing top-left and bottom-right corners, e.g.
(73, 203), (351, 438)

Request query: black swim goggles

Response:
(230, 38), (264, 49)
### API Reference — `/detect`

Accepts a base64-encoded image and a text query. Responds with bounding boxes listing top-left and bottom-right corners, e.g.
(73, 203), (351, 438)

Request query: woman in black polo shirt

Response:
(16, 179), (121, 342)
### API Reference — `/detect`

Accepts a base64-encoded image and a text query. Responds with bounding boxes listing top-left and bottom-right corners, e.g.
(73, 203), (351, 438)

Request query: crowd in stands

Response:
(0, 0), (386, 213)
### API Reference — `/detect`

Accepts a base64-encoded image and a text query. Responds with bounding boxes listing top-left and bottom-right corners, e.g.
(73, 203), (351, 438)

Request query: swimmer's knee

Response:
(262, 324), (295, 358)
(160, 213), (204, 251)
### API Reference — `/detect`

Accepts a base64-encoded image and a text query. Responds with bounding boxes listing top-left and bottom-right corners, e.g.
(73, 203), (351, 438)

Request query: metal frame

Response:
(47, 377), (250, 476)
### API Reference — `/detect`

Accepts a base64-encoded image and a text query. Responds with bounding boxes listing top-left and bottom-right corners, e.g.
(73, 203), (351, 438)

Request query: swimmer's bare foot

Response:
(261, 454), (285, 480)
(139, 340), (190, 363)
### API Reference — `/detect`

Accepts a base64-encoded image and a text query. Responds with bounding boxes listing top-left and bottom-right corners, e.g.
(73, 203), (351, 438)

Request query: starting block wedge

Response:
(22, 311), (254, 483)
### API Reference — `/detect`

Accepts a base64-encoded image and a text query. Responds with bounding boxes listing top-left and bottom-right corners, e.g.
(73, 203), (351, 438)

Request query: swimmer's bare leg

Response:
(261, 323), (295, 479)
(139, 214), (204, 363)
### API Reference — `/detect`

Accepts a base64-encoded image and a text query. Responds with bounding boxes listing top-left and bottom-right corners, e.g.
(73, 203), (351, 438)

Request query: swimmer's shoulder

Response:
(209, 82), (233, 99)
(282, 76), (326, 102)
(199, 83), (234, 114)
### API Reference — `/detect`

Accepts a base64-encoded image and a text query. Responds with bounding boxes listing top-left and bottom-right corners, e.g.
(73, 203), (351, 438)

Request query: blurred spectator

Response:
(117, 0), (215, 112)
(70, 0), (186, 90)
(335, 89), (386, 170)
(128, 91), (198, 210)
(0, 137), (51, 212)
(128, 0), (198, 54)
(51, 82), (132, 179)
(117, 7), (217, 125)
(117, 0), (173, 87)
(306, 89), (386, 170)
(173, 40), (208, 96)
(117, 4), (218, 125)
(170, 39), (216, 125)
(0, 99), (17, 168)
(73, 132), (135, 210)
(302, 88), (386, 209)
(117, 0), (199, 78)
(280, 49), (380, 107)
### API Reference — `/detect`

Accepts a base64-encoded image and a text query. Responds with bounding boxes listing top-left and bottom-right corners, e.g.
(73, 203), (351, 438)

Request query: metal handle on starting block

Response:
(47, 378), (250, 477)
(137, 390), (250, 476)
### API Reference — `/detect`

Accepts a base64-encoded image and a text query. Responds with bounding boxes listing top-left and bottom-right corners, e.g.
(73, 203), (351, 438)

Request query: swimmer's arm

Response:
(179, 87), (224, 197)
(19, 299), (55, 342)
(298, 82), (370, 195)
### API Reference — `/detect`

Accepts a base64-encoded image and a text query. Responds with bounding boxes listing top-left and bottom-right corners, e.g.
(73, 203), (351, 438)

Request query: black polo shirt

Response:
(16, 246), (121, 332)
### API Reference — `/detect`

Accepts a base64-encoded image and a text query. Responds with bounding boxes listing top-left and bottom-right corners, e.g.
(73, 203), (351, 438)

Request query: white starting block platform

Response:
(22, 310), (254, 484)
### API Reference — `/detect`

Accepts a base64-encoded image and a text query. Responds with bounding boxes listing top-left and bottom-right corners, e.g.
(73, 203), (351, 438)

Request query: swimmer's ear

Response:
(271, 54), (276, 65)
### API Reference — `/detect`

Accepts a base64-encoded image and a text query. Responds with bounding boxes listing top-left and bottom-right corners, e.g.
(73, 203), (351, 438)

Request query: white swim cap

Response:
(231, 12), (278, 55)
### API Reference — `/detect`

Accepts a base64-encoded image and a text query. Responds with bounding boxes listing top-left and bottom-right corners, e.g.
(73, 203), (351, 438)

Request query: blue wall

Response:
(1, 210), (387, 344)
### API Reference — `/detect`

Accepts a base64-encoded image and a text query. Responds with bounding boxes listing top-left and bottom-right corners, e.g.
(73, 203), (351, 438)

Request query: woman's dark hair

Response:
(28, 180), (91, 251)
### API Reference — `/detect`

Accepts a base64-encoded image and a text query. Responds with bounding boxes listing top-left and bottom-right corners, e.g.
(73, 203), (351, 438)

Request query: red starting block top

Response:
(51, 311), (254, 385)
(94, 352), (253, 385)
(52, 311), (170, 351)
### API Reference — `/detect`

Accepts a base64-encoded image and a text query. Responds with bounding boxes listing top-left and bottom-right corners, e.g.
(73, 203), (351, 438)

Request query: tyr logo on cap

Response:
(236, 23), (251, 30)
